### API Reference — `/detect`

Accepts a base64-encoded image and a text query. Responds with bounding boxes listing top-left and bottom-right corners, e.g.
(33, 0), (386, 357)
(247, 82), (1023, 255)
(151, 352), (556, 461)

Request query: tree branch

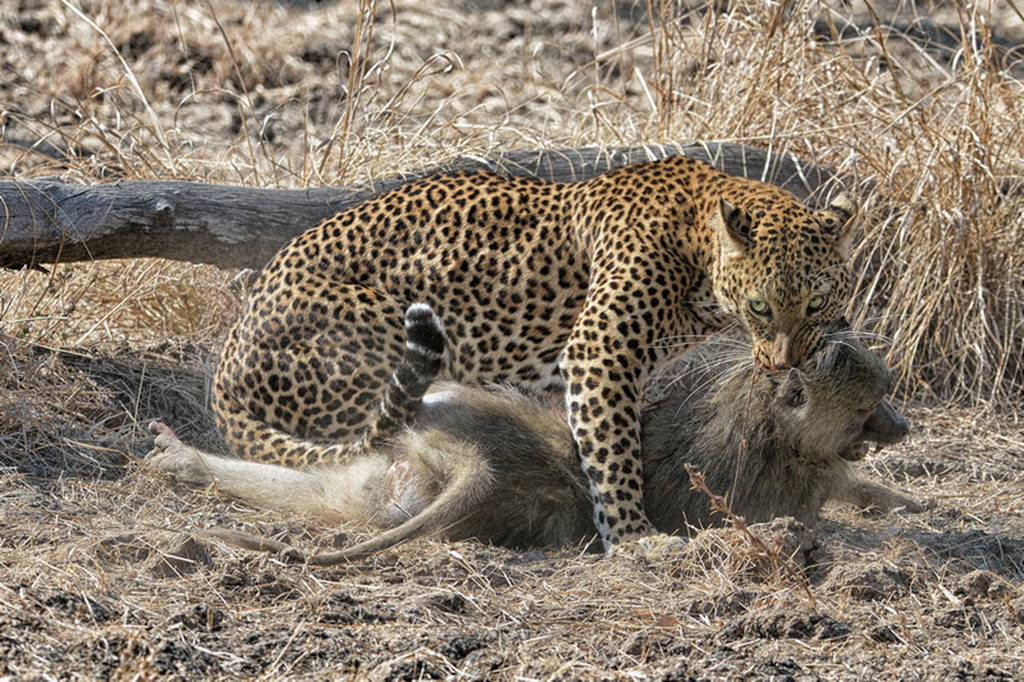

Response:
(0, 143), (839, 270)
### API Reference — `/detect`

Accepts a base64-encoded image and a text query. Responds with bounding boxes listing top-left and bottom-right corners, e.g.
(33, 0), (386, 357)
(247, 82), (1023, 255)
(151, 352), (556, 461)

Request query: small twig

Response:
(685, 464), (814, 603)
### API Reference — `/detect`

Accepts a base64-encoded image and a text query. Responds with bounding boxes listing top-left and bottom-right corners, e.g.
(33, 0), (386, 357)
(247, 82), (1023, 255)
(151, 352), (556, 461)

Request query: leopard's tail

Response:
(364, 302), (448, 447)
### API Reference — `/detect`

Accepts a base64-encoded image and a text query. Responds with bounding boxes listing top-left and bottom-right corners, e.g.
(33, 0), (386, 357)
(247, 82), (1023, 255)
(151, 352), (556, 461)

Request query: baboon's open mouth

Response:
(842, 441), (885, 462)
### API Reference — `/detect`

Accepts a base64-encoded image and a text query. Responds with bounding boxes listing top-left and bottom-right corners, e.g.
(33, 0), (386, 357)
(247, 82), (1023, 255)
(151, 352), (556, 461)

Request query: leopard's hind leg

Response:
(151, 304), (450, 521)
(214, 297), (447, 468)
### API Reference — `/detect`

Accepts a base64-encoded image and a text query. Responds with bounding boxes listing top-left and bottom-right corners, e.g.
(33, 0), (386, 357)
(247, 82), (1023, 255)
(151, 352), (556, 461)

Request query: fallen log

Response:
(0, 142), (839, 270)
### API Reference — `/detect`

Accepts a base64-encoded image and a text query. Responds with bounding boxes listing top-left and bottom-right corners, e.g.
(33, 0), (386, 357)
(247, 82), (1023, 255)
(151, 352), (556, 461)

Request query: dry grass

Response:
(645, 0), (1024, 407)
(1, 439), (1020, 678)
(1, 1), (1023, 677)
(2, 0), (1022, 408)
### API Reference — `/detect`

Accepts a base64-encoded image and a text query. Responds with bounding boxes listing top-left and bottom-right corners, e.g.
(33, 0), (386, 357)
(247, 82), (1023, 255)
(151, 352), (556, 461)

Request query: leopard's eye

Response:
(748, 299), (771, 316)
(807, 294), (826, 312)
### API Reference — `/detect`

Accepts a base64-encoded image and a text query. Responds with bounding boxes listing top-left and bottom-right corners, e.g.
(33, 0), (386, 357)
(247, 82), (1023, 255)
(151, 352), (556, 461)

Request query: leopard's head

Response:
(711, 191), (859, 370)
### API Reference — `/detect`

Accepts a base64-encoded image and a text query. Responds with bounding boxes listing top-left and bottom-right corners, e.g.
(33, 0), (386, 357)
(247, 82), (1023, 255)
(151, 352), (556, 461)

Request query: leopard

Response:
(150, 303), (923, 563)
(211, 154), (859, 552)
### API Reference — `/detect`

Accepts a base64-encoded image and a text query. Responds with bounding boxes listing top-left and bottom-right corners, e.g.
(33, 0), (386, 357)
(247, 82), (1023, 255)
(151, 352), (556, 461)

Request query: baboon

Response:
(149, 306), (923, 562)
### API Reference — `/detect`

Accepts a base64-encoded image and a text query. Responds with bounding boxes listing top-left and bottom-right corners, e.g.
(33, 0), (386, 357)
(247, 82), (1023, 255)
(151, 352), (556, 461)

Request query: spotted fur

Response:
(212, 155), (859, 549)
(374, 303), (446, 443)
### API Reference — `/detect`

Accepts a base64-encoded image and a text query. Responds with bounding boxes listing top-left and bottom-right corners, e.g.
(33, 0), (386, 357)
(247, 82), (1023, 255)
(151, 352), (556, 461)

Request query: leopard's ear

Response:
(822, 192), (860, 260)
(714, 197), (753, 261)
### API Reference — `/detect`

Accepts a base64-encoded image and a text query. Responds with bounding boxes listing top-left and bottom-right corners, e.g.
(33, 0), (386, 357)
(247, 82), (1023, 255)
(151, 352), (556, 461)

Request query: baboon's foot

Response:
(611, 532), (687, 559)
(382, 459), (431, 524)
(146, 420), (214, 487)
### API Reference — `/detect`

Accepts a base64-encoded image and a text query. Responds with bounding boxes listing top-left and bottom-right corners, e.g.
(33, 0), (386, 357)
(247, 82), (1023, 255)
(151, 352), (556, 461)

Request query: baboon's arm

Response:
(835, 474), (926, 513)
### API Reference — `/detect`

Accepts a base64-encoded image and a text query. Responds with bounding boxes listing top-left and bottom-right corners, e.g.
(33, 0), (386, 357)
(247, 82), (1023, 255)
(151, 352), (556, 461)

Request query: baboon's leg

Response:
(146, 421), (385, 519)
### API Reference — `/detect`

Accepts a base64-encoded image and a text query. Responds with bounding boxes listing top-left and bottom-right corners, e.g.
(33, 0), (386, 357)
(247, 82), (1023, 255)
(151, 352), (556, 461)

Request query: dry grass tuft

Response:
(0, 333), (221, 478)
(0, 260), (240, 347)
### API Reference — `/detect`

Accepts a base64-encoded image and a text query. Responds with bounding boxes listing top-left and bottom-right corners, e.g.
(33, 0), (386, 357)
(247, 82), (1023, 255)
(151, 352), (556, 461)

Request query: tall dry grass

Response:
(1, 0), (1022, 408)
(647, 0), (1023, 407)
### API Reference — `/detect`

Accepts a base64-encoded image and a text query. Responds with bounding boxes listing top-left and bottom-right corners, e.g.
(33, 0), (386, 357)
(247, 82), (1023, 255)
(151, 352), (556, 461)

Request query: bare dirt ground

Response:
(1, 0), (1023, 679)
(0, 340), (1022, 679)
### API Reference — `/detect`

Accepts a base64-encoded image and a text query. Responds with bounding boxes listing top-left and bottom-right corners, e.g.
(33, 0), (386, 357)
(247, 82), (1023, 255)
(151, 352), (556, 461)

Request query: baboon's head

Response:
(774, 340), (909, 462)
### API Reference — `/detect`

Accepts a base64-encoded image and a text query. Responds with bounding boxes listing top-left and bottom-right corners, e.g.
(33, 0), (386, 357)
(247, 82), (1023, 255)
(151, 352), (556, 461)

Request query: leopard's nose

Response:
(754, 349), (782, 371)
(757, 334), (795, 370)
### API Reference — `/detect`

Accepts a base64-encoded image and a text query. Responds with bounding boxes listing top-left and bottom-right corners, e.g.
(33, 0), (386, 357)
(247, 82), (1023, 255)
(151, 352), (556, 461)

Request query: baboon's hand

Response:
(892, 495), (929, 514)
(844, 475), (929, 515)
(879, 485), (929, 514)
(610, 532), (687, 559)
